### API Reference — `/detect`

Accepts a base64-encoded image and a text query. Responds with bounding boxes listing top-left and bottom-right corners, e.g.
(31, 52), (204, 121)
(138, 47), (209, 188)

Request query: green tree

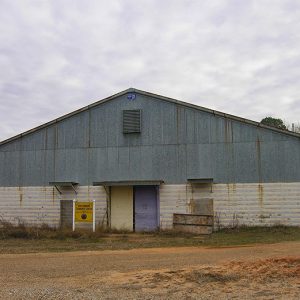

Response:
(260, 117), (287, 130)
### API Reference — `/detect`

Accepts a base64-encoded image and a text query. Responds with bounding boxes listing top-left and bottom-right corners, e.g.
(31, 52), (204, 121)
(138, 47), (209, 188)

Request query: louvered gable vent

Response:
(123, 109), (141, 133)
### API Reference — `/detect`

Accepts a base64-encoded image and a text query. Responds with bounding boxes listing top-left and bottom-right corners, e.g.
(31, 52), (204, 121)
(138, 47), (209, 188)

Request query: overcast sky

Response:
(0, 0), (299, 141)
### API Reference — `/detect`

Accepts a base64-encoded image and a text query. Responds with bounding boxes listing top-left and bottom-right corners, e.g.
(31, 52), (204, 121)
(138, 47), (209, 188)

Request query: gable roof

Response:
(1, 87), (299, 146)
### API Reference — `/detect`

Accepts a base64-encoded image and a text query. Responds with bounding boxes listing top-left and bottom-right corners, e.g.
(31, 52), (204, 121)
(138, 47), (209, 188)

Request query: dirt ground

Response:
(0, 241), (299, 299)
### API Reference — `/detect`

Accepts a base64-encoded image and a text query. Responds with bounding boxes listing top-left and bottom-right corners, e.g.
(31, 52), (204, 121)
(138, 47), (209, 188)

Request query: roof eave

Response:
(133, 88), (300, 139)
(0, 88), (133, 146)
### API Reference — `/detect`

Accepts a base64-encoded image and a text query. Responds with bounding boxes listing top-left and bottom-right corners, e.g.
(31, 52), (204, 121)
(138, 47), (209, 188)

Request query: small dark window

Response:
(123, 109), (141, 133)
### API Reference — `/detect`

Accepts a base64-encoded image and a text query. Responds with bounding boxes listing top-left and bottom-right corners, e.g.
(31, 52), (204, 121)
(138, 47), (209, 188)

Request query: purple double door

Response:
(134, 186), (158, 232)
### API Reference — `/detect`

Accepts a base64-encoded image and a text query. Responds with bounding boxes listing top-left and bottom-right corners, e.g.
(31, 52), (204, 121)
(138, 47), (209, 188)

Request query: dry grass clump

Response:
(184, 270), (240, 283)
(0, 219), (111, 240)
(0, 218), (199, 241)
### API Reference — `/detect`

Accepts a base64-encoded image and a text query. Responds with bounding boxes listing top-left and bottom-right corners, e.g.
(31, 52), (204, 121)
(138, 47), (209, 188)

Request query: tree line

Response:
(261, 117), (300, 133)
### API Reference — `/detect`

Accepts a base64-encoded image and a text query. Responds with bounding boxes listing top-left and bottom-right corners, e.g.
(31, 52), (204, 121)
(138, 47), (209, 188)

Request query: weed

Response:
(0, 219), (300, 254)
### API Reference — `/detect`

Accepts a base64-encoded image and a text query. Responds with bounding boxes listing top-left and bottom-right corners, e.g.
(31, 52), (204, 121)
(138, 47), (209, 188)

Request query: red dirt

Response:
(0, 242), (299, 299)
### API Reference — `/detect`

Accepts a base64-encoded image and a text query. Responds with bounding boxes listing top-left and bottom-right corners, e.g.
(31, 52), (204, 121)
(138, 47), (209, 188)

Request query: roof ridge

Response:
(0, 87), (299, 146)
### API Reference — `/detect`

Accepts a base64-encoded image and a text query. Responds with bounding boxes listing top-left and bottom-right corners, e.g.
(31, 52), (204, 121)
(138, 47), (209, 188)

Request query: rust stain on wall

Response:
(232, 183), (236, 192)
(227, 184), (231, 201)
(258, 184), (264, 207)
(176, 105), (180, 142)
(256, 138), (262, 183)
(224, 119), (233, 143)
(227, 183), (236, 202)
(52, 187), (55, 204)
(189, 199), (196, 214)
(19, 186), (23, 207)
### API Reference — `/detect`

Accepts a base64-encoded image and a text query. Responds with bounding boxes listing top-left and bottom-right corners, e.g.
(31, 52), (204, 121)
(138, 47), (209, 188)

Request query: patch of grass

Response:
(0, 220), (109, 240)
(0, 221), (300, 254)
(204, 226), (300, 247)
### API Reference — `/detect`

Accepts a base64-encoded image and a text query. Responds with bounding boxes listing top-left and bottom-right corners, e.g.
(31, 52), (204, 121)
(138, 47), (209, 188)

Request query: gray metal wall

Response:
(0, 93), (300, 186)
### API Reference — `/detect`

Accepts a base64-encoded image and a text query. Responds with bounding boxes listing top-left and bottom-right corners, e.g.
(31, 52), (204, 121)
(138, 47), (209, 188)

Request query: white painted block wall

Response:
(0, 182), (299, 229)
(159, 182), (300, 229)
(0, 186), (107, 228)
(212, 183), (300, 227)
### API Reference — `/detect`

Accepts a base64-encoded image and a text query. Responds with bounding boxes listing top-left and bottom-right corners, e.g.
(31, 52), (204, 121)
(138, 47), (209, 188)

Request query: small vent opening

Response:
(123, 109), (141, 133)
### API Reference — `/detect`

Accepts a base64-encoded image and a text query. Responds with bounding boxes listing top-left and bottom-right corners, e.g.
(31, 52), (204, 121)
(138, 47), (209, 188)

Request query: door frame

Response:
(106, 184), (161, 231)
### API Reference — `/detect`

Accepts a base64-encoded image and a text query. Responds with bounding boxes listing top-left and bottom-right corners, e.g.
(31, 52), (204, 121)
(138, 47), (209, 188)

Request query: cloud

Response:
(0, 0), (299, 140)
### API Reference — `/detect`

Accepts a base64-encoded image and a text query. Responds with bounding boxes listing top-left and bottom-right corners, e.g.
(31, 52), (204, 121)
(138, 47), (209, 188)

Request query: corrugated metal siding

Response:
(1, 93), (300, 186)
(0, 186), (107, 227)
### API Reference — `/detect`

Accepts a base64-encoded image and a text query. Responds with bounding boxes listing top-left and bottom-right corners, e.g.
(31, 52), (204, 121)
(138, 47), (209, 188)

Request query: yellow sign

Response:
(75, 202), (93, 223)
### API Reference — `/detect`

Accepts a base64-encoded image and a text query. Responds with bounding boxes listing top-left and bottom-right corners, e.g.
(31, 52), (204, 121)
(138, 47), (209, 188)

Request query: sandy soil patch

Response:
(0, 242), (299, 299)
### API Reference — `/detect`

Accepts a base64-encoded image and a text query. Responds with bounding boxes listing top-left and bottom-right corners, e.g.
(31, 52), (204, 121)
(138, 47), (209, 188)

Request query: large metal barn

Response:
(0, 88), (299, 231)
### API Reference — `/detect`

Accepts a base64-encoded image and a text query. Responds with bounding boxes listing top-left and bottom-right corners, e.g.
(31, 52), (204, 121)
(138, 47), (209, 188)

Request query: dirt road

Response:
(1, 242), (299, 299)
